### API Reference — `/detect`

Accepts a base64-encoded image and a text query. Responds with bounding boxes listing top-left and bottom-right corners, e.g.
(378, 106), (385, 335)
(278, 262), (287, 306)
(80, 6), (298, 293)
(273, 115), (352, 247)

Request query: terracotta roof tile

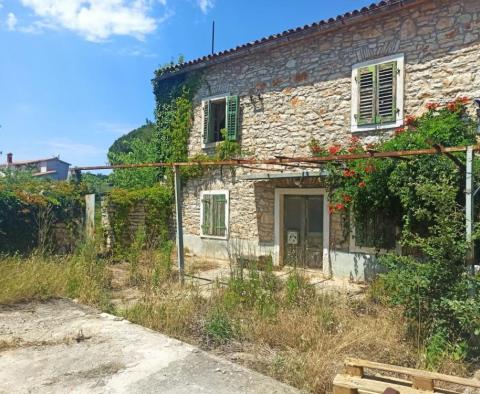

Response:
(159, 0), (420, 79)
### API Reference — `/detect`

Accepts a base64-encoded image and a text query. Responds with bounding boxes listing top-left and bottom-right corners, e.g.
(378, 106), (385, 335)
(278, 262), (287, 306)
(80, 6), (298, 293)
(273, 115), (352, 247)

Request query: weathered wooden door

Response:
(283, 195), (324, 268)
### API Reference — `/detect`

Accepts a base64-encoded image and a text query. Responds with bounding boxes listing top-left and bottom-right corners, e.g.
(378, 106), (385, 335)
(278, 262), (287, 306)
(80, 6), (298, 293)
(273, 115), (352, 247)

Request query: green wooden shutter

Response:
(203, 100), (213, 144)
(202, 195), (212, 235)
(226, 95), (239, 141)
(212, 194), (226, 236)
(357, 66), (377, 126)
(376, 62), (397, 124)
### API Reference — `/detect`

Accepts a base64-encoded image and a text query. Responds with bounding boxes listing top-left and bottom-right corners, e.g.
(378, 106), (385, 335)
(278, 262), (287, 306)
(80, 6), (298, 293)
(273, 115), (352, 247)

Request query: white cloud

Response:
(48, 139), (106, 156)
(6, 12), (17, 31)
(19, 0), (168, 42)
(95, 121), (137, 135)
(197, 0), (214, 14)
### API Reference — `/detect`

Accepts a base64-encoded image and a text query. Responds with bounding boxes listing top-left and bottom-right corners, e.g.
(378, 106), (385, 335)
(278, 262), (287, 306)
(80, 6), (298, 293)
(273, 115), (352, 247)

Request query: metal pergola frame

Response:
(72, 144), (480, 281)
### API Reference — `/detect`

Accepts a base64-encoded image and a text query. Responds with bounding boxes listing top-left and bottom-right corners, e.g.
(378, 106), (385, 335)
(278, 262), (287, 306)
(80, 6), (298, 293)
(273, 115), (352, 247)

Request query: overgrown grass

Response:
(119, 265), (438, 393)
(0, 244), (111, 310)
(0, 248), (472, 392)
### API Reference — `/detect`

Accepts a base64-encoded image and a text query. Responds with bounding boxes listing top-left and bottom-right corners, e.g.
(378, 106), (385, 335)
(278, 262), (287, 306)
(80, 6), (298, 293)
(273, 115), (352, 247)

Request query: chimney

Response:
(6, 153), (13, 165)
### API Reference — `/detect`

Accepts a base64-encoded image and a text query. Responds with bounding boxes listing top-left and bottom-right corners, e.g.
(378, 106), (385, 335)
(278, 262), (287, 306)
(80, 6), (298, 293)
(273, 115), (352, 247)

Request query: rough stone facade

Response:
(179, 0), (480, 280)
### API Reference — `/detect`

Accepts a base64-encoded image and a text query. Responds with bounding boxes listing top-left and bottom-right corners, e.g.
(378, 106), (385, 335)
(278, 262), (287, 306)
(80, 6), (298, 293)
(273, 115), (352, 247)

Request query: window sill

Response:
(202, 141), (221, 150)
(351, 119), (403, 133)
(200, 234), (228, 241)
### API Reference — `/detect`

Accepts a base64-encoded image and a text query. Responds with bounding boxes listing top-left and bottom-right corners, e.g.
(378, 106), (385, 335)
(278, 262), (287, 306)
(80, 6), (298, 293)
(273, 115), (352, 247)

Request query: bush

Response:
(0, 175), (85, 254)
(204, 308), (234, 345)
(107, 185), (172, 252)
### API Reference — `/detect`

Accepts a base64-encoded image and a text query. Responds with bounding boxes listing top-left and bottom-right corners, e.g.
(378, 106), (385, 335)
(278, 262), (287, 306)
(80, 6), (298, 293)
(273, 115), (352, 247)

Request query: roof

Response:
(159, 0), (423, 79)
(0, 156), (71, 167)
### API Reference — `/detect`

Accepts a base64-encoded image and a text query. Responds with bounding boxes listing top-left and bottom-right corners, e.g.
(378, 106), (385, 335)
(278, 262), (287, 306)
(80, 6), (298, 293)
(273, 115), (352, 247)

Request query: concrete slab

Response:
(0, 299), (300, 394)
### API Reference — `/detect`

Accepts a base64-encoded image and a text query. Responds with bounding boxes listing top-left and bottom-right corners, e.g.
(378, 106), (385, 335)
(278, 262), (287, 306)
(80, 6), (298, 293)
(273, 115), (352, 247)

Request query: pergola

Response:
(72, 144), (479, 281)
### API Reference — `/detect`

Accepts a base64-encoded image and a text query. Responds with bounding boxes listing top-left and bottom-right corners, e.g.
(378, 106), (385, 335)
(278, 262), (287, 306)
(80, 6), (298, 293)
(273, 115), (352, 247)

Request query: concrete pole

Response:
(466, 146), (474, 273)
(174, 165), (185, 282)
(85, 194), (95, 241)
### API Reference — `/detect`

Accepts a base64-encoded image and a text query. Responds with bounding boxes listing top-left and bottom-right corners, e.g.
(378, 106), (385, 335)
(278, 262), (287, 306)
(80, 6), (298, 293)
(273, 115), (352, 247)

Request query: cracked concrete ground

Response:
(0, 299), (300, 394)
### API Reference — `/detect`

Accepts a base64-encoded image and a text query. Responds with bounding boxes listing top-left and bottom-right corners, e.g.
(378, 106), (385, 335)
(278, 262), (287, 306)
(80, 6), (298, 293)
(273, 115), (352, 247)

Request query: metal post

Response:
(466, 146), (474, 272)
(174, 165), (185, 282)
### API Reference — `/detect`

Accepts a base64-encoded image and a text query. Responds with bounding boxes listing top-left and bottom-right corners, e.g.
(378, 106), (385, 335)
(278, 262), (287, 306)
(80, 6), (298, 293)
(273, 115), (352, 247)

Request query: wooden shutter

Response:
(357, 66), (376, 126)
(212, 194), (226, 236)
(202, 195), (212, 235)
(376, 62), (397, 124)
(202, 100), (212, 145)
(226, 95), (239, 141)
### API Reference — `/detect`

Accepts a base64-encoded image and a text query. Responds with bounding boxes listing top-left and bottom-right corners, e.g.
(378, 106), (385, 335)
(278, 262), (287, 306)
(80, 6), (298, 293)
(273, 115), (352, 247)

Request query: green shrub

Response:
(107, 185), (172, 253)
(0, 176), (85, 254)
(204, 308), (234, 344)
(285, 271), (315, 307)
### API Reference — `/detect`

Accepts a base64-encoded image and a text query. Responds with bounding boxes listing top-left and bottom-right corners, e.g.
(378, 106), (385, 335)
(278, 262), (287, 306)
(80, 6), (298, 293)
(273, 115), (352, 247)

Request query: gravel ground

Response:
(0, 299), (300, 394)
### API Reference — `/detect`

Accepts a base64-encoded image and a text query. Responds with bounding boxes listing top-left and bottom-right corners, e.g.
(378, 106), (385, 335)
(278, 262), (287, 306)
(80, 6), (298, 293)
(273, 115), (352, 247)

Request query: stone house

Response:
(159, 0), (480, 280)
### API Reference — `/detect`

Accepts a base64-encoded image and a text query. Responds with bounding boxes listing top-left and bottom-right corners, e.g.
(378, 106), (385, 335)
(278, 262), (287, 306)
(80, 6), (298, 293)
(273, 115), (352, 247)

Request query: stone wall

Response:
(180, 0), (480, 277)
(188, 0), (480, 159)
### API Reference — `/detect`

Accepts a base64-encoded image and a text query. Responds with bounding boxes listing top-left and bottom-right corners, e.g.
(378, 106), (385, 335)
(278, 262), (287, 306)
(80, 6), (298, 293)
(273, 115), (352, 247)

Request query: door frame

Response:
(273, 188), (329, 272)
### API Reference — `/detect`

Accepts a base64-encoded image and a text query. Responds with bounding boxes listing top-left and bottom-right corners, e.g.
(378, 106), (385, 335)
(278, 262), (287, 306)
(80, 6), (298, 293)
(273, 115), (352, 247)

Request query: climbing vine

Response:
(0, 174), (85, 253)
(107, 185), (172, 252)
(310, 97), (480, 364)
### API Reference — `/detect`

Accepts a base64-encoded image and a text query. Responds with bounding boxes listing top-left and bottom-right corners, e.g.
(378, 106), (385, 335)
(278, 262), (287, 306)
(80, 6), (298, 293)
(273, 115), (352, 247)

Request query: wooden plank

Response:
(346, 366), (364, 377)
(412, 376), (434, 391)
(333, 385), (358, 394)
(345, 358), (480, 389)
(333, 374), (436, 394)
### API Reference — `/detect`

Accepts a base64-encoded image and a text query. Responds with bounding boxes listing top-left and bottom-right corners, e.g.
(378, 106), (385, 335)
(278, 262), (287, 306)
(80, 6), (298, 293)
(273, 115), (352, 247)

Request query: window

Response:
(200, 190), (229, 238)
(202, 95), (239, 146)
(350, 209), (397, 252)
(351, 54), (404, 132)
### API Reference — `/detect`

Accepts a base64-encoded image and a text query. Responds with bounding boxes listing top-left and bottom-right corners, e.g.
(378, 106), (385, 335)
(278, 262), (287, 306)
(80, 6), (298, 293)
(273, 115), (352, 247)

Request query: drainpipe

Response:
(467, 99), (480, 273)
(466, 146), (474, 273)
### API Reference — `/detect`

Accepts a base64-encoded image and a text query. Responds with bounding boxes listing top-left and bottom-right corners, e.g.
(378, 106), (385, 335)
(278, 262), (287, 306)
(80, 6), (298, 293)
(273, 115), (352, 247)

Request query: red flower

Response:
(350, 136), (360, 145)
(347, 146), (356, 153)
(343, 169), (356, 177)
(405, 115), (416, 126)
(458, 96), (469, 104)
(328, 204), (335, 214)
(395, 127), (406, 136)
(365, 165), (375, 173)
(343, 195), (352, 203)
(335, 203), (345, 211)
(358, 181), (366, 188)
(426, 102), (440, 111)
(328, 145), (341, 155)
(311, 145), (322, 154)
(447, 101), (457, 112)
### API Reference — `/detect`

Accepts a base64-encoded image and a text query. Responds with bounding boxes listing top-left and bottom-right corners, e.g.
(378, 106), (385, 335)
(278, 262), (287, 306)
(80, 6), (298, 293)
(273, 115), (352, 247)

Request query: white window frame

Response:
(201, 93), (230, 149)
(199, 189), (229, 240)
(351, 53), (405, 133)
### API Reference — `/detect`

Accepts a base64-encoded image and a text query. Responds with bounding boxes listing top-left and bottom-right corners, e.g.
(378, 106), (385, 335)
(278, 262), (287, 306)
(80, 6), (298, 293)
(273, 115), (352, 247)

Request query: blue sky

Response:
(0, 0), (371, 168)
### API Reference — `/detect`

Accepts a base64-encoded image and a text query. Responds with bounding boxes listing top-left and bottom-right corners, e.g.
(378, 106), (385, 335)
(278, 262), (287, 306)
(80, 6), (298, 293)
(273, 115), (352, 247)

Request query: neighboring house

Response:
(0, 153), (71, 181)
(159, 0), (480, 281)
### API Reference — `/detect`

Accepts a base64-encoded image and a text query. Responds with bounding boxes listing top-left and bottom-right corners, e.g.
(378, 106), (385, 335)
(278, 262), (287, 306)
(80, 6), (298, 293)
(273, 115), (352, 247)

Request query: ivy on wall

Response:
(0, 174), (85, 253)
(107, 185), (172, 252)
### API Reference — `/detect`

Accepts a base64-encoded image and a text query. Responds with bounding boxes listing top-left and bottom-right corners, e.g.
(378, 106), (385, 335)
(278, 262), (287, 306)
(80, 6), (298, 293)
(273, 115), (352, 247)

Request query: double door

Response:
(283, 195), (324, 268)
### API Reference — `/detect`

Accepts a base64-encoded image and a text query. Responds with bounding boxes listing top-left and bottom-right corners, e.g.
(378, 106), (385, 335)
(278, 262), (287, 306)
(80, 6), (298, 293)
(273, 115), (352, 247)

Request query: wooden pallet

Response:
(333, 358), (480, 394)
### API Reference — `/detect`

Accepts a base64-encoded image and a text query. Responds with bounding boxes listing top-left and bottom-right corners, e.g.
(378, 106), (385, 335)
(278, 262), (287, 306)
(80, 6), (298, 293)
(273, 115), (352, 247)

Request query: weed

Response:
(204, 308), (234, 345)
